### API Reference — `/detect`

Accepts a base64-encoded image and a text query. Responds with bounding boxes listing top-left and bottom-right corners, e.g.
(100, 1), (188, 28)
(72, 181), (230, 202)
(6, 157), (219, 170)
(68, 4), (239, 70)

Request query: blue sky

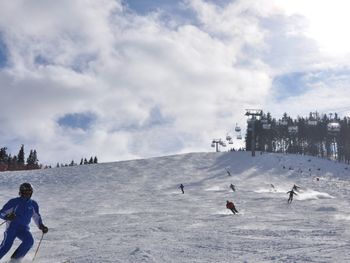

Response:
(0, 0), (350, 164)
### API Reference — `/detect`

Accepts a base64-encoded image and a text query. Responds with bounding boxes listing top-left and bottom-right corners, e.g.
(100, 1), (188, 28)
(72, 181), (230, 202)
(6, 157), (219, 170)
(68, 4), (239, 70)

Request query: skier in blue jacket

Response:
(0, 183), (48, 260)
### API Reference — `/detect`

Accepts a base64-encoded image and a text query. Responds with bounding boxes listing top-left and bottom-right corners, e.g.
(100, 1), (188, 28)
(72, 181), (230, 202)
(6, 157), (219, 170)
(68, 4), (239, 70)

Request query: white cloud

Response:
(0, 0), (349, 164)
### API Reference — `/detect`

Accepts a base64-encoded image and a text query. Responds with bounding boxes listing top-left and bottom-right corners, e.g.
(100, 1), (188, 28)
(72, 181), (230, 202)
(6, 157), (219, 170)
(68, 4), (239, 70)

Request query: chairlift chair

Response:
(288, 126), (298, 133)
(237, 134), (242, 140)
(307, 120), (318, 126)
(226, 135), (232, 141)
(263, 124), (271, 130)
(235, 124), (241, 132)
(327, 122), (340, 133)
(279, 120), (288, 126)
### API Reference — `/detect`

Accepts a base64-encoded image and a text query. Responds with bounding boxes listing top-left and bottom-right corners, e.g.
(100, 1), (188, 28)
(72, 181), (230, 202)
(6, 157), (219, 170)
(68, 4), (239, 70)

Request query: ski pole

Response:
(0, 220), (6, 226)
(32, 232), (44, 261)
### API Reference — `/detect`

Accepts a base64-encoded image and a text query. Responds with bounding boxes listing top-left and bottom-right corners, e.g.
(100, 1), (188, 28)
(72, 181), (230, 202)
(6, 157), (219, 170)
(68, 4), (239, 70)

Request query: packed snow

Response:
(0, 151), (350, 262)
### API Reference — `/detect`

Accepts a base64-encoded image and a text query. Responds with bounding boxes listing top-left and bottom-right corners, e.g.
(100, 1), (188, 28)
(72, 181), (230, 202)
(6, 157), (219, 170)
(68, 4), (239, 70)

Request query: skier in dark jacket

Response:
(226, 200), (238, 214)
(230, 184), (235, 192)
(292, 184), (301, 192)
(179, 184), (184, 194)
(287, 189), (298, 204)
(0, 183), (48, 260)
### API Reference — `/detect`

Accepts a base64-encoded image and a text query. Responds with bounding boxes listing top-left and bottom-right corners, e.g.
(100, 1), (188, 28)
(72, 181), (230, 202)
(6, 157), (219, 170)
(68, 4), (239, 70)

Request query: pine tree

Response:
(17, 144), (25, 166)
(80, 158), (83, 165)
(88, 157), (93, 164)
(26, 149), (39, 169)
(93, 156), (98, 164)
(0, 147), (8, 163)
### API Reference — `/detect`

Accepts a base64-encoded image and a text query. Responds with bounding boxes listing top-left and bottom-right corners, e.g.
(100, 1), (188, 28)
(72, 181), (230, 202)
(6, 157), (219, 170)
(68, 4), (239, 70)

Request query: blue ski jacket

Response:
(0, 197), (43, 228)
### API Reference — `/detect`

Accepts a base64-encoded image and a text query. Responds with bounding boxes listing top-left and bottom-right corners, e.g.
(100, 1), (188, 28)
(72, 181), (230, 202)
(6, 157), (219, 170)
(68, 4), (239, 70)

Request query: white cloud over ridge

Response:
(0, 0), (349, 164)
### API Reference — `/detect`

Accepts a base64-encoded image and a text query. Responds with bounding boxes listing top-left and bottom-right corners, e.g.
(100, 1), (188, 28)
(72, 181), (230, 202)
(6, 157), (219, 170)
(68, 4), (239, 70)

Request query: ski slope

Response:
(0, 151), (350, 262)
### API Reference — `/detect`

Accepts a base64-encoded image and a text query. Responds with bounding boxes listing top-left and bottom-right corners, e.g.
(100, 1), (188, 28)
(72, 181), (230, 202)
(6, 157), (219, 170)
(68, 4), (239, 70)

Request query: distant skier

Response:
(292, 184), (301, 192)
(226, 200), (238, 214)
(225, 168), (231, 176)
(270, 184), (276, 192)
(179, 184), (184, 194)
(287, 189), (298, 204)
(230, 184), (235, 192)
(0, 183), (48, 261)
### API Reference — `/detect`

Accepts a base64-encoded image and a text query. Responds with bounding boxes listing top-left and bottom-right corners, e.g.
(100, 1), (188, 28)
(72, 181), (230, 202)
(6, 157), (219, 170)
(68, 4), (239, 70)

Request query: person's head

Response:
(19, 183), (33, 199)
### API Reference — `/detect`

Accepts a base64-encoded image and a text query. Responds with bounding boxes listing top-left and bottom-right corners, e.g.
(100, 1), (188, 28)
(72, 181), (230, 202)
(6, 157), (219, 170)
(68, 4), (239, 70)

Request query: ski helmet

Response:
(19, 182), (33, 198)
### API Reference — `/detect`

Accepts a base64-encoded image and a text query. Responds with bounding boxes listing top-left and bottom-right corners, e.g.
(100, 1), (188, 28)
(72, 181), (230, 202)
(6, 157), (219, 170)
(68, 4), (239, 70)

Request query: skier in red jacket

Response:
(226, 200), (238, 214)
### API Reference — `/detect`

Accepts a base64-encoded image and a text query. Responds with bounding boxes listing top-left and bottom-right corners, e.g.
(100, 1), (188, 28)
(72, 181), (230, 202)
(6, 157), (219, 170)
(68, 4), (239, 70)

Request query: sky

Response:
(0, 151), (350, 262)
(1, 0), (350, 165)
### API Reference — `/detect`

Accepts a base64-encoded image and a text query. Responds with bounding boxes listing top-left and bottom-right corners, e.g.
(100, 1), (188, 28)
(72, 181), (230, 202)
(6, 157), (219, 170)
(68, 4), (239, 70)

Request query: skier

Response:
(287, 189), (298, 204)
(225, 168), (231, 176)
(179, 184), (184, 194)
(270, 184), (276, 192)
(0, 183), (48, 260)
(292, 184), (301, 192)
(230, 184), (235, 192)
(226, 200), (238, 214)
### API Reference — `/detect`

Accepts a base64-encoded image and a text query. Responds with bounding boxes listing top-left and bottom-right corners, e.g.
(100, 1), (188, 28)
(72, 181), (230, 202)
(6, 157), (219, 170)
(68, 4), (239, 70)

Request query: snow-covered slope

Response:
(0, 152), (350, 263)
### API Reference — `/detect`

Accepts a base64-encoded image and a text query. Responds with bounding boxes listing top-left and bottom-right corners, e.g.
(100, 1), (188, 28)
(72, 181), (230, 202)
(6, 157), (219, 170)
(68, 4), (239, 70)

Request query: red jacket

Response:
(226, 202), (234, 209)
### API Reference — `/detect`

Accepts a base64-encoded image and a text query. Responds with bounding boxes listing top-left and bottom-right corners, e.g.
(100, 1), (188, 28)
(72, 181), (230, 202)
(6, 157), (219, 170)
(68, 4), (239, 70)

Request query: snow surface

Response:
(1, 151), (350, 262)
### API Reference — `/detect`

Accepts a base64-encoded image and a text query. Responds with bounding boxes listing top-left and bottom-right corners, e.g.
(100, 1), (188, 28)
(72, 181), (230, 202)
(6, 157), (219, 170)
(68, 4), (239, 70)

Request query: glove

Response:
(39, 224), (49, 234)
(5, 212), (16, 221)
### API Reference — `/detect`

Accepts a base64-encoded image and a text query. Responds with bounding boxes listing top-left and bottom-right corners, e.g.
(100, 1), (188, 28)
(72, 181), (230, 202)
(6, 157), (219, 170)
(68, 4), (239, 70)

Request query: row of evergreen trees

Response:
(0, 145), (39, 171)
(245, 112), (350, 163)
(55, 156), (98, 168)
(0, 145), (99, 171)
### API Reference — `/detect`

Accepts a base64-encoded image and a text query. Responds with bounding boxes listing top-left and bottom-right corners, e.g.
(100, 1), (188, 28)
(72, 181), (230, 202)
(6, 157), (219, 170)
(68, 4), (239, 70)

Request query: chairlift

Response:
(226, 134), (232, 141)
(229, 140), (233, 144)
(327, 122), (340, 133)
(278, 120), (288, 126)
(307, 120), (318, 126)
(288, 126), (298, 133)
(221, 142), (227, 147)
(211, 143), (215, 147)
(262, 124), (271, 130)
(237, 134), (242, 140)
(235, 124), (241, 132)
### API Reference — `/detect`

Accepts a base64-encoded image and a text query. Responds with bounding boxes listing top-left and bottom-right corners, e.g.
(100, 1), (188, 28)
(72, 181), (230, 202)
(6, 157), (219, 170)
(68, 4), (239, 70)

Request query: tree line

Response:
(55, 156), (98, 168)
(245, 112), (350, 163)
(0, 144), (99, 171)
(0, 145), (39, 171)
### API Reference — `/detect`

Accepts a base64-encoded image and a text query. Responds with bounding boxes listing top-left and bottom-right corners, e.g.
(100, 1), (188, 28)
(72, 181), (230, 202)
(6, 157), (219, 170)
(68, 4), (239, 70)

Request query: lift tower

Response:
(245, 109), (262, 157)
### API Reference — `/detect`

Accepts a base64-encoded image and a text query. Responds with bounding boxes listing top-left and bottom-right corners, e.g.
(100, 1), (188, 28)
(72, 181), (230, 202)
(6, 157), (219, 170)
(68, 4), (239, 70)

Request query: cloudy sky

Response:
(1, 0), (350, 165)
